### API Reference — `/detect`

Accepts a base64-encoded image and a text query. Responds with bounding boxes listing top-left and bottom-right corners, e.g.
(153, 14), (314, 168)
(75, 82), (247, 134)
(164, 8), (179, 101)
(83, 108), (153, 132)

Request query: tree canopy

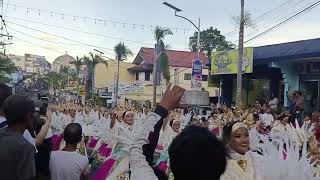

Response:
(0, 54), (17, 83)
(189, 27), (234, 57)
(114, 42), (133, 61)
(154, 26), (173, 84)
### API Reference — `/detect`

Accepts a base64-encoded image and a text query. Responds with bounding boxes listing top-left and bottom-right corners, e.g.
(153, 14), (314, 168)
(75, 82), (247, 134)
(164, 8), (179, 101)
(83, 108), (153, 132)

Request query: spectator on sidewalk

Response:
(261, 106), (275, 130)
(0, 95), (36, 180)
(0, 83), (12, 128)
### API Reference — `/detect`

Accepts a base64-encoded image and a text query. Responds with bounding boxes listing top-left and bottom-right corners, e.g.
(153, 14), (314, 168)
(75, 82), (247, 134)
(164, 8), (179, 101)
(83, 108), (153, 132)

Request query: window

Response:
(184, 73), (191, 80)
(145, 72), (150, 81)
(135, 73), (139, 81)
(202, 75), (208, 81)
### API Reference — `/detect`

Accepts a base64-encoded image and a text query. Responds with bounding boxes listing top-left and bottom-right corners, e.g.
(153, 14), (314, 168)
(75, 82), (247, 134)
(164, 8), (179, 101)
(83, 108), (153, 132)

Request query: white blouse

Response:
(221, 150), (264, 180)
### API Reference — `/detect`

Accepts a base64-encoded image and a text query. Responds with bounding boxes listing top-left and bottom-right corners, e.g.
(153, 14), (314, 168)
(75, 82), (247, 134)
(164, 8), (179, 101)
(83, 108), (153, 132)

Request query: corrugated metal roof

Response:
(254, 38), (320, 63)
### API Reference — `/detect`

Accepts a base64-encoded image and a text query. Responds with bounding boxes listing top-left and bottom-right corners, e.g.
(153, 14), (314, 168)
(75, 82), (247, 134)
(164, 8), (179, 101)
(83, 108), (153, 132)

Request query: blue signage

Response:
(191, 59), (202, 89)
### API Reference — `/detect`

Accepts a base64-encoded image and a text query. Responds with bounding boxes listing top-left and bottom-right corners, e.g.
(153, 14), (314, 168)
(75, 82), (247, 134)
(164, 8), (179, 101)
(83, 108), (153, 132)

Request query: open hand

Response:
(159, 84), (185, 111)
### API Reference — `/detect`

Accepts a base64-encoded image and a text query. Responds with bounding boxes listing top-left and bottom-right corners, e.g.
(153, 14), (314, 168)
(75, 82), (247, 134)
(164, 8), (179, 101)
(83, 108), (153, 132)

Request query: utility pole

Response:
(197, 18), (201, 60)
(236, 0), (245, 107)
(163, 2), (203, 89)
(152, 43), (161, 106)
(115, 55), (120, 106)
(0, 0), (12, 54)
(152, 45), (157, 107)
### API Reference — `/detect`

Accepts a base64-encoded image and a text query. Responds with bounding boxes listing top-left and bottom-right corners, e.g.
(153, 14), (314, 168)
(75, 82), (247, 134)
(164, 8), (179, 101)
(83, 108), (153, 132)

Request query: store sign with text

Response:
(109, 82), (145, 95)
(211, 48), (253, 75)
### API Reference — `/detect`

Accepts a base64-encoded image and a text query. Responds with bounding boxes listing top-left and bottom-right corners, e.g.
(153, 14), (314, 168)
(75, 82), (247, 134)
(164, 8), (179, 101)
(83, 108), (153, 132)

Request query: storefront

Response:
(298, 64), (320, 113)
(219, 65), (282, 107)
(214, 38), (320, 112)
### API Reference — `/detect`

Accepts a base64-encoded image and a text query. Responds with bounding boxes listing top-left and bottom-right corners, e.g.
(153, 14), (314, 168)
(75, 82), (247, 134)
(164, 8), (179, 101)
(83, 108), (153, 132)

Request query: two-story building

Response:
(128, 47), (218, 104)
(94, 47), (218, 106)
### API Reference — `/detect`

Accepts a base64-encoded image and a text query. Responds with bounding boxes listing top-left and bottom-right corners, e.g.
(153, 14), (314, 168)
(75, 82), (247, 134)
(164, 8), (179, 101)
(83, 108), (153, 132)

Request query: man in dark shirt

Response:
(0, 94), (36, 180)
(0, 83), (12, 128)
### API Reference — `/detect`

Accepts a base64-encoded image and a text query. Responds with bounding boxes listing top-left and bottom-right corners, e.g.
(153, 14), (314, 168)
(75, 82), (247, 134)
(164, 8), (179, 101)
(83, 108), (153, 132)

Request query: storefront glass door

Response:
(301, 80), (319, 114)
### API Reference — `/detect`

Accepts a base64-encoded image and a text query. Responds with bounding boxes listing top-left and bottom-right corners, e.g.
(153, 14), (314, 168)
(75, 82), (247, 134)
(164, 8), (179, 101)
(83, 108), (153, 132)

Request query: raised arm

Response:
(35, 107), (52, 146)
(109, 110), (117, 129)
(129, 85), (185, 180)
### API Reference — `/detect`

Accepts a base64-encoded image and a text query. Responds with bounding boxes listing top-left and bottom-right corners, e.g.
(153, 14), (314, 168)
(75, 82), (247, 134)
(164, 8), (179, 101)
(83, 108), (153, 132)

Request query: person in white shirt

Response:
(268, 94), (278, 111)
(261, 107), (274, 128)
(49, 123), (89, 180)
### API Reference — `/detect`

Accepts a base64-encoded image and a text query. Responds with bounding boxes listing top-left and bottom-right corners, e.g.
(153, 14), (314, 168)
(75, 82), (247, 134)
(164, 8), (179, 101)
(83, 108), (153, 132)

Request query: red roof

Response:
(127, 63), (153, 72)
(133, 47), (208, 68)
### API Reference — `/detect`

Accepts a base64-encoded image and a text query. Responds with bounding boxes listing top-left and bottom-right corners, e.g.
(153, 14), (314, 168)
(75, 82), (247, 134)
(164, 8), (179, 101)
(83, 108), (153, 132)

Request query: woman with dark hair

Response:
(221, 121), (264, 180)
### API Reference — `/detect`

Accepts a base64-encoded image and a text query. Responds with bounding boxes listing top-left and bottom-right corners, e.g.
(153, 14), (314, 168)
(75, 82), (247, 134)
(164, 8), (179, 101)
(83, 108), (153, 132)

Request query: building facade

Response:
(8, 54), (25, 71)
(216, 38), (320, 114)
(94, 47), (219, 106)
(25, 54), (49, 74)
(8, 54), (50, 75)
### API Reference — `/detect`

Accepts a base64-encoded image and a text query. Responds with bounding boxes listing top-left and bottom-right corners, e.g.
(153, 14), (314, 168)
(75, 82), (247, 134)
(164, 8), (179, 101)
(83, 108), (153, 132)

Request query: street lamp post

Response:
(163, 2), (201, 59)
(163, 2), (201, 89)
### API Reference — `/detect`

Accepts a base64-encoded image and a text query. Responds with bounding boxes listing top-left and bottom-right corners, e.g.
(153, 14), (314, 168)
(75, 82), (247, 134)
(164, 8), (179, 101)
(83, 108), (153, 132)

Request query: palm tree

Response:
(60, 66), (70, 87)
(83, 53), (108, 104)
(153, 26), (173, 105)
(114, 42), (133, 106)
(47, 72), (63, 95)
(69, 56), (83, 98)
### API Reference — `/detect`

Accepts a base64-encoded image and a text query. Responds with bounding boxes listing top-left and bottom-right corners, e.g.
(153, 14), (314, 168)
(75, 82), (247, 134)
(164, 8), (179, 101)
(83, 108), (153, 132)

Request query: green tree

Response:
(154, 26), (173, 85)
(69, 57), (83, 97)
(189, 27), (233, 57)
(47, 72), (64, 94)
(83, 53), (108, 103)
(114, 42), (133, 105)
(60, 66), (70, 87)
(69, 56), (84, 97)
(0, 54), (17, 83)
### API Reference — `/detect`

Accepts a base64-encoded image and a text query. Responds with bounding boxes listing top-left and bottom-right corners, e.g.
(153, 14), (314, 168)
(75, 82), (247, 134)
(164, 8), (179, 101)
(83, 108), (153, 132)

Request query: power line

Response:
(224, 0), (307, 38)
(244, 0), (320, 44)
(223, 0), (293, 36)
(6, 20), (116, 56)
(172, 1), (320, 77)
(3, 2), (193, 32)
(5, 16), (155, 46)
(13, 36), (66, 54)
(8, 26), (88, 46)
(253, 0), (294, 22)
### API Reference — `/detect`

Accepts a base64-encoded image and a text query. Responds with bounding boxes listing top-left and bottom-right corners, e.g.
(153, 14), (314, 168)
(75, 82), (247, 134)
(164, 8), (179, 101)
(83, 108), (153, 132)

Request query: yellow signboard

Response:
(211, 48), (253, 75)
(79, 87), (85, 96)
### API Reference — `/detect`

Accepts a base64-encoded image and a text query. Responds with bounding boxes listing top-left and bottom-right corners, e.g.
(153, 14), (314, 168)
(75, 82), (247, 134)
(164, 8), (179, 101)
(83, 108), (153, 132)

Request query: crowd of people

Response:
(1, 82), (320, 180)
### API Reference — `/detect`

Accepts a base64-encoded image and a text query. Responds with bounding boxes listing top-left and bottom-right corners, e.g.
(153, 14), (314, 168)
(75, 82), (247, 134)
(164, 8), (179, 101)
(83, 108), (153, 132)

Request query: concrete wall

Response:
(95, 60), (135, 89)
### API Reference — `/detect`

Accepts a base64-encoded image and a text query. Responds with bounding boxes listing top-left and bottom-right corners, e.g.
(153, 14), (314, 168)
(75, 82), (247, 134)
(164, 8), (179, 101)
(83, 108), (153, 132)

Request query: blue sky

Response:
(3, 0), (320, 62)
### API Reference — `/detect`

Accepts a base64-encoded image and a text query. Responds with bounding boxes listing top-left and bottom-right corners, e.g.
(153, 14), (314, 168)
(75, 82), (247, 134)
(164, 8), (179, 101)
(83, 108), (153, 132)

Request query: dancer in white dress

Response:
(221, 121), (264, 180)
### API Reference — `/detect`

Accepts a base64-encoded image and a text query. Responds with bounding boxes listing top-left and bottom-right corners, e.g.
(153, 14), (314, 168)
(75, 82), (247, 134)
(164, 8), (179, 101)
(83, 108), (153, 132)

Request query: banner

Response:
(109, 82), (145, 95)
(191, 59), (203, 89)
(211, 48), (253, 75)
